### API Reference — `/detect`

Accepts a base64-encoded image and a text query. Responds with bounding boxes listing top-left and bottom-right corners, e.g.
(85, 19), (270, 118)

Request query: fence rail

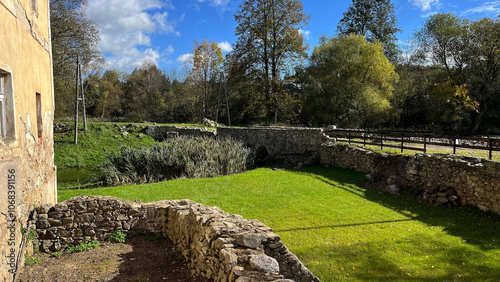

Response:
(323, 129), (500, 160)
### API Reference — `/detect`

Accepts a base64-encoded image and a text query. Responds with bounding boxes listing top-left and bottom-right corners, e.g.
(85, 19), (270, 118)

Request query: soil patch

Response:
(20, 236), (212, 282)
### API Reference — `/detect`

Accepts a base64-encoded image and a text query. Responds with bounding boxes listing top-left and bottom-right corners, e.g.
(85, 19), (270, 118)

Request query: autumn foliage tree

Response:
(303, 34), (398, 127)
(417, 13), (500, 132)
(50, 0), (101, 118)
(233, 0), (310, 123)
(191, 40), (223, 118)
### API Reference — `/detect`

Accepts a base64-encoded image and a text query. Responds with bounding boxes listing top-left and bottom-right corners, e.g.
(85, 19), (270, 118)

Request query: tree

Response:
(123, 61), (169, 121)
(50, 0), (101, 118)
(417, 13), (500, 132)
(191, 40), (223, 118)
(303, 34), (398, 127)
(337, 0), (401, 62)
(233, 0), (310, 123)
(93, 70), (125, 118)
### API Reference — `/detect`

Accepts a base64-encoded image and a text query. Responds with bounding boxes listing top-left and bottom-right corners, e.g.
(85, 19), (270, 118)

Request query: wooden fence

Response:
(323, 129), (500, 160)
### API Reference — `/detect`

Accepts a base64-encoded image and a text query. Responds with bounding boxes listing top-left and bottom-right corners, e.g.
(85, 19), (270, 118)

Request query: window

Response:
(36, 93), (42, 138)
(0, 71), (14, 141)
(0, 74), (6, 139)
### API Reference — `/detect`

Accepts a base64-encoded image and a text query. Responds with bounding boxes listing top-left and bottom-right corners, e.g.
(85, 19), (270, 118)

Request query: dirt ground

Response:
(20, 236), (212, 282)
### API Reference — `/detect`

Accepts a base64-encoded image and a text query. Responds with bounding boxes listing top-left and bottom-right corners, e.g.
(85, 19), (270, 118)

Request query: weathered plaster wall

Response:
(0, 0), (56, 280)
(33, 196), (319, 282)
(319, 143), (500, 215)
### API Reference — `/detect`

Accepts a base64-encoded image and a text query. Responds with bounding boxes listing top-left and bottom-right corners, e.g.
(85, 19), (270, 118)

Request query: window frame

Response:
(36, 92), (42, 138)
(0, 70), (15, 142)
(0, 74), (6, 139)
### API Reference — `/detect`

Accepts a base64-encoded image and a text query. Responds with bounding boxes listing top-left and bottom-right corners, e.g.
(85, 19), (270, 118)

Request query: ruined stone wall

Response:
(146, 126), (327, 165)
(33, 196), (319, 282)
(319, 143), (500, 215)
(146, 126), (216, 140)
(217, 127), (326, 157)
(0, 0), (56, 280)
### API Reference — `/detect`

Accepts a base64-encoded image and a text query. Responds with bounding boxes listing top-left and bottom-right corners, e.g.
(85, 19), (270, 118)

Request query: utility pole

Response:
(73, 55), (80, 144)
(80, 60), (87, 131)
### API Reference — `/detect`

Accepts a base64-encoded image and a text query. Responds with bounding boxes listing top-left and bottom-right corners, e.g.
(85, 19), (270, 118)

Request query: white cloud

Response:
(218, 41), (233, 52)
(106, 48), (161, 71)
(177, 53), (194, 64)
(152, 12), (176, 34)
(462, 1), (500, 15)
(194, 0), (233, 20)
(196, 0), (229, 8)
(86, 0), (179, 71)
(299, 29), (311, 40)
(409, 0), (439, 11)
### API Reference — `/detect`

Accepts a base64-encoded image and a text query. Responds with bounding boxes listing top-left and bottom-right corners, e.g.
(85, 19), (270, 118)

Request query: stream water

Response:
(57, 167), (102, 184)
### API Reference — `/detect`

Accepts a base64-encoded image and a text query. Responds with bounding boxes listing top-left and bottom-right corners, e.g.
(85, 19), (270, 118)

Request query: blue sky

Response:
(84, 0), (500, 72)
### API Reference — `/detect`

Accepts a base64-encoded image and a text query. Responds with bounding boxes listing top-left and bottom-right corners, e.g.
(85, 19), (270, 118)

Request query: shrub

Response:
(24, 254), (40, 265)
(109, 229), (127, 243)
(100, 136), (251, 185)
(65, 239), (100, 254)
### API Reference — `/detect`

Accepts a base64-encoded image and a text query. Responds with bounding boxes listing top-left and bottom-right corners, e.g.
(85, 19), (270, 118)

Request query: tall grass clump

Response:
(100, 136), (251, 185)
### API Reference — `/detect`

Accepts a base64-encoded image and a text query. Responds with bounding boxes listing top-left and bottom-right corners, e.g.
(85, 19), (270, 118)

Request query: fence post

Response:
(363, 131), (366, 147)
(453, 135), (457, 155)
(401, 133), (404, 153)
(380, 132), (383, 150)
(424, 135), (427, 153)
(348, 130), (351, 145)
(489, 136), (493, 160)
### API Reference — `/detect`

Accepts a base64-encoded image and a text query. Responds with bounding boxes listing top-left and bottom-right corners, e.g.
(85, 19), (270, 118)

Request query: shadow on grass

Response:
(295, 233), (500, 281)
(274, 218), (414, 232)
(289, 166), (500, 251)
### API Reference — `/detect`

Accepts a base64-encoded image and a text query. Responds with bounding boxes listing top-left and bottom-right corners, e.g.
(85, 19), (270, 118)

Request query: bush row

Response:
(100, 136), (251, 185)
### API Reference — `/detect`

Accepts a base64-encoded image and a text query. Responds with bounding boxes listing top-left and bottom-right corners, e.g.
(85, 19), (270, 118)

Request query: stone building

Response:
(0, 0), (56, 280)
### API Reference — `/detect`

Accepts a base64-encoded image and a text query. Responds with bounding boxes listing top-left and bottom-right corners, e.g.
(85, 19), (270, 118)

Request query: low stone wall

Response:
(145, 126), (327, 165)
(319, 143), (500, 215)
(146, 126), (216, 140)
(217, 127), (327, 157)
(33, 196), (319, 282)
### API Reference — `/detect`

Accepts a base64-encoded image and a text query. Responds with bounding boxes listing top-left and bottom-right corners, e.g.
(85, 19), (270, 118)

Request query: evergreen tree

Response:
(337, 0), (401, 62)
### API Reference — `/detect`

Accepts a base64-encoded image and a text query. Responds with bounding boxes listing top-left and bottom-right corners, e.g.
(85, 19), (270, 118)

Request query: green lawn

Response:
(336, 141), (500, 161)
(54, 122), (157, 168)
(58, 166), (500, 281)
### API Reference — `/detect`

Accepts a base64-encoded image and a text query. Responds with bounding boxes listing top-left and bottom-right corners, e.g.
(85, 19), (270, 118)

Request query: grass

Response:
(58, 166), (500, 281)
(335, 141), (500, 161)
(54, 122), (156, 168)
(65, 240), (101, 254)
(24, 254), (41, 266)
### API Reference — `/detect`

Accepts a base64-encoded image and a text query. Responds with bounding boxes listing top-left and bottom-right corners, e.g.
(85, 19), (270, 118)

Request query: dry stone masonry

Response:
(146, 125), (216, 140)
(33, 196), (319, 282)
(319, 143), (500, 215)
(144, 126), (500, 215)
(217, 127), (327, 158)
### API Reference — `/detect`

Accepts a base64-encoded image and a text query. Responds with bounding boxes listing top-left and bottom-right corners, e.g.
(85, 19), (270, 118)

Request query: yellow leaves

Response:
(430, 78), (479, 115)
